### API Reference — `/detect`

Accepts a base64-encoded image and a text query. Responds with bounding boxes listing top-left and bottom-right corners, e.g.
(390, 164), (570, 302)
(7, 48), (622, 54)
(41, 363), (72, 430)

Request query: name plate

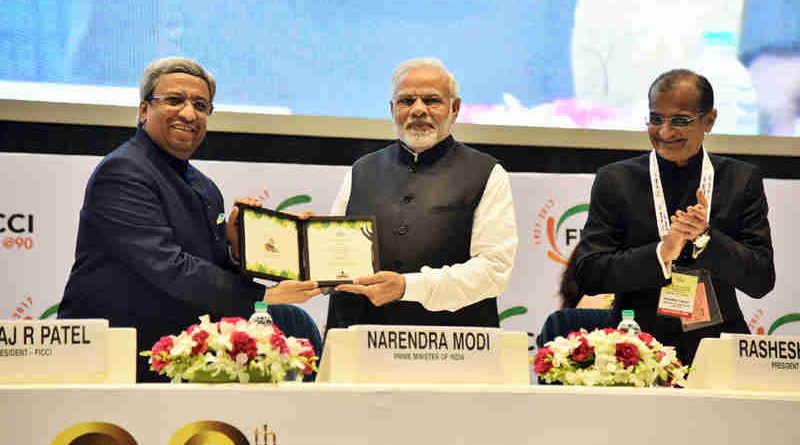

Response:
(728, 333), (800, 391)
(354, 325), (502, 384)
(0, 319), (108, 383)
(687, 334), (800, 391)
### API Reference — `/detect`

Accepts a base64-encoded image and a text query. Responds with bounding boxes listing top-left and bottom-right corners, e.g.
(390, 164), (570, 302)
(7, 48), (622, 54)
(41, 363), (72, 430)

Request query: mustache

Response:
(404, 118), (435, 129)
(169, 117), (199, 131)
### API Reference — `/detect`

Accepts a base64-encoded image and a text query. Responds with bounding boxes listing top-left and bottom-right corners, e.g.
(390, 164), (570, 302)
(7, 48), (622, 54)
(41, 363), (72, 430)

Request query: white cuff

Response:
(656, 241), (672, 279)
(400, 272), (424, 303)
(691, 243), (708, 259)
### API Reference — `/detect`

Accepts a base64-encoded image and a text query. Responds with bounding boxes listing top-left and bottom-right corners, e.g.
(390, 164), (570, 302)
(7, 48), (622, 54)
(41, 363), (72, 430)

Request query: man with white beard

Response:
(326, 58), (518, 329)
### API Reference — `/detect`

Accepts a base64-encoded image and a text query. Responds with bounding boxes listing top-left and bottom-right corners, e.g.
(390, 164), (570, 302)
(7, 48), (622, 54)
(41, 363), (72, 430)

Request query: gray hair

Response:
(137, 57), (216, 125)
(391, 57), (459, 98)
(139, 56), (216, 102)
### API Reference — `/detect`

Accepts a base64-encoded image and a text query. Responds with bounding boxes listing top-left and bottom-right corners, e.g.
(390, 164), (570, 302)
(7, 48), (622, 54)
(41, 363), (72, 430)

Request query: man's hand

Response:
(335, 271), (406, 307)
(226, 197), (263, 260)
(672, 188), (710, 241)
(266, 280), (321, 304)
(660, 188), (710, 264)
(659, 227), (689, 265)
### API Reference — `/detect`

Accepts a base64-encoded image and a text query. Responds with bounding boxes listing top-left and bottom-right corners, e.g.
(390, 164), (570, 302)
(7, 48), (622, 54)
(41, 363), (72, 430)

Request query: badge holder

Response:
(679, 268), (723, 332)
(657, 266), (723, 331)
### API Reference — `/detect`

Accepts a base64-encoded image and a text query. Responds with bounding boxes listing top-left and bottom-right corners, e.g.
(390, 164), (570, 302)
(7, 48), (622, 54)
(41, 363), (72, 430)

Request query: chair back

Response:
(268, 304), (323, 381)
(536, 308), (616, 349)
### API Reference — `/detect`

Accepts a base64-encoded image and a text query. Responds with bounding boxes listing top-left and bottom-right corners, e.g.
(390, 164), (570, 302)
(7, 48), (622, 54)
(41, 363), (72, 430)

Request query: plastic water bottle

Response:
(249, 301), (273, 326)
(617, 309), (641, 335)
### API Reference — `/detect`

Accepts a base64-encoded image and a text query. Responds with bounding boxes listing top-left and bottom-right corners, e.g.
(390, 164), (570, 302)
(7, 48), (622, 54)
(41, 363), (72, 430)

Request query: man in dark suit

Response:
(574, 69), (775, 365)
(58, 57), (319, 382)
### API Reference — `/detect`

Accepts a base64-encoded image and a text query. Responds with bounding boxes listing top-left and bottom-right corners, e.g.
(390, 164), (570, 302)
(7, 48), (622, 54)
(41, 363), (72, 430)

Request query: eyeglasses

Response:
(393, 94), (448, 109)
(149, 94), (213, 115)
(646, 112), (704, 127)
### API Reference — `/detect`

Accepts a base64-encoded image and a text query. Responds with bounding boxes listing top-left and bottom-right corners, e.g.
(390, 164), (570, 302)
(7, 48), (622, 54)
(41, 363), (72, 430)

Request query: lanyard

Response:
(649, 149), (714, 238)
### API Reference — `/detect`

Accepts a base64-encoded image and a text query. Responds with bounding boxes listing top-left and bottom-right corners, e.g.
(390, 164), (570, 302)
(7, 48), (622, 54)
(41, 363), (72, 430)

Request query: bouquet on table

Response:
(533, 328), (688, 387)
(141, 315), (318, 383)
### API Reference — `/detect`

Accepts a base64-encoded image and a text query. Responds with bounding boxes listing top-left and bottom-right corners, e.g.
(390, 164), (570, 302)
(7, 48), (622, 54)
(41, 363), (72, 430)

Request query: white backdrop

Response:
(1, 152), (798, 350)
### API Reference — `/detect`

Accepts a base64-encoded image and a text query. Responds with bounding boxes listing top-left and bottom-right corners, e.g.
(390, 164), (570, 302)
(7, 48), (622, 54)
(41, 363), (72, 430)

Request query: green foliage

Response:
(245, 210), (296, 228)
(247, 261), (299, 279)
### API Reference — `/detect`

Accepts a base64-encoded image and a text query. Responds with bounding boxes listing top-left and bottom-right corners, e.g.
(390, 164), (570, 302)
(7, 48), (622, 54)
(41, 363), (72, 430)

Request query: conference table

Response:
(4, 382), (798, 444)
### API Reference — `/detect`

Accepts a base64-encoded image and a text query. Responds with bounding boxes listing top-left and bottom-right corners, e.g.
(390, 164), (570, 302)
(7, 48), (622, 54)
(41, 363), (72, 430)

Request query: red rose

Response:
(186, 324), (200, 334)
(270, 332), (290, 355)
(150, 336), (174, 372)
(567, 331), (583, 340)
(637, 332), (654, 347)
(297, 338), (315, 358)
(219, 317), (246, 332)
(615, 342), (640, 368)
(230, 331), (258, 362)
(271, 325), (285, 337)
(533, 347), (554, 375)
(570, 336), (595, 364)
(603, 328), (618, 335)
(191, 329), (210, 355)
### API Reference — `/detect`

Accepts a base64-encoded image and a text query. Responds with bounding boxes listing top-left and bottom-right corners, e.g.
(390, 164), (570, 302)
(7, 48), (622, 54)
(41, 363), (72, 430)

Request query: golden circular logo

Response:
(167, 421), (249, 445)
(50, 422), (137, 445)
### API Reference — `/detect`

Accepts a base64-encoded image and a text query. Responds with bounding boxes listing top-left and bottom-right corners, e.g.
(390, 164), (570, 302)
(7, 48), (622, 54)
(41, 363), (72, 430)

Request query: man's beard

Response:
(396, 114), (453, 151)
(400, 125), (439, 150)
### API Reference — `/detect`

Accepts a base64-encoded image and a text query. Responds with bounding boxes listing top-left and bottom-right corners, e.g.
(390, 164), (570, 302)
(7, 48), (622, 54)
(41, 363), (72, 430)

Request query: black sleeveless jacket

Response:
(326, 136), (500, 328)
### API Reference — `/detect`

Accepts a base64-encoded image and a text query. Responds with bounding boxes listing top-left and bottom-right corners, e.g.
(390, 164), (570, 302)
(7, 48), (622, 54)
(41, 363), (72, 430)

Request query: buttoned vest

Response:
(327, 137), (500, 328)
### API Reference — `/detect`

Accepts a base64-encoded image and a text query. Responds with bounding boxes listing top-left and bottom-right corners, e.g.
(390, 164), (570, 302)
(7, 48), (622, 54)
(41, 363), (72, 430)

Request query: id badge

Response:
(657, 272), (699, 318)
(680, 269), (724, 332)
(657, 267), (723, 332)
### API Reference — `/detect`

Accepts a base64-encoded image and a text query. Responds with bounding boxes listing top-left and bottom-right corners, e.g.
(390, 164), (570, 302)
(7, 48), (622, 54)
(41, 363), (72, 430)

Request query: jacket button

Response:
(401, 195), (414, 204)
(397, 225), (409, 235)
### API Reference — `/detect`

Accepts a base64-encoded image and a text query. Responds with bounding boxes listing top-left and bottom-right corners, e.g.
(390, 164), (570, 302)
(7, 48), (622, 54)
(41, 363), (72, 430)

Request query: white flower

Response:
(170, 334), (194, 356)
(534, 328), (687, 387)
(140, 314), (318, 383)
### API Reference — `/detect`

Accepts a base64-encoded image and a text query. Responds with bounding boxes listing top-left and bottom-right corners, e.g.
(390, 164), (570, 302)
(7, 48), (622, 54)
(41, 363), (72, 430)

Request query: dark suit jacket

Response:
(574, 151), (775, 364)
(58, 130), (265, 381)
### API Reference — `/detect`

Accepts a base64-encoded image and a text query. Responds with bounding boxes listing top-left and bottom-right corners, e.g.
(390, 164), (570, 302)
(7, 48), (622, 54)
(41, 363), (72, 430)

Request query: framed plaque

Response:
(237, 205), (379, 286)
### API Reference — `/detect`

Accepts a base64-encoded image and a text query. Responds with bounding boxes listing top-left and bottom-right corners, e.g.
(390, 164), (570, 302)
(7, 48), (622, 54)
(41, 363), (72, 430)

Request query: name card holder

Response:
(0, 319), (136, 384)
(318, 325), (529, 385)
(687, 334), (800, 392)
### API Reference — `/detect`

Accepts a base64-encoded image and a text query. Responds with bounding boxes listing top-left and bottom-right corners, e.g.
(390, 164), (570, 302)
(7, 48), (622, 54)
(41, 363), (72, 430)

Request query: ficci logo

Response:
(51, 420), (278, 445)
(532, 199), (589, 264)
(1, 212), (35, 251)
(0, 213), (34, 233)
(749, 308), (800, 336)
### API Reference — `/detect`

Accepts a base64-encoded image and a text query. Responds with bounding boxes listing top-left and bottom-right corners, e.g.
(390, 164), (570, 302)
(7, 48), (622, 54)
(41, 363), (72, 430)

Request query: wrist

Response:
(693, 226), (711, 249)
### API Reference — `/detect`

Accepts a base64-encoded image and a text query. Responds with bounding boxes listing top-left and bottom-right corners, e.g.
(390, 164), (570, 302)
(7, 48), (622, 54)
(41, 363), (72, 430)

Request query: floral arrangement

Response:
(141, 315), (318, 383)
(533, 328), (688, 387)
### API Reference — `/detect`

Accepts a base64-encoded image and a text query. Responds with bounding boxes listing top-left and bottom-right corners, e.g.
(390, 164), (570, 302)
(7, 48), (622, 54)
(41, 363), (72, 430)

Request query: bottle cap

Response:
(254, 301), (268, 311)
(621, 309), (635, 318)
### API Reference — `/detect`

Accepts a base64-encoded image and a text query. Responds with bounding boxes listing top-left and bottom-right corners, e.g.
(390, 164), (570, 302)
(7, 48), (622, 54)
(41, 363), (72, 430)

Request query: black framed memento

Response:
(237, 205), (379, 286)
